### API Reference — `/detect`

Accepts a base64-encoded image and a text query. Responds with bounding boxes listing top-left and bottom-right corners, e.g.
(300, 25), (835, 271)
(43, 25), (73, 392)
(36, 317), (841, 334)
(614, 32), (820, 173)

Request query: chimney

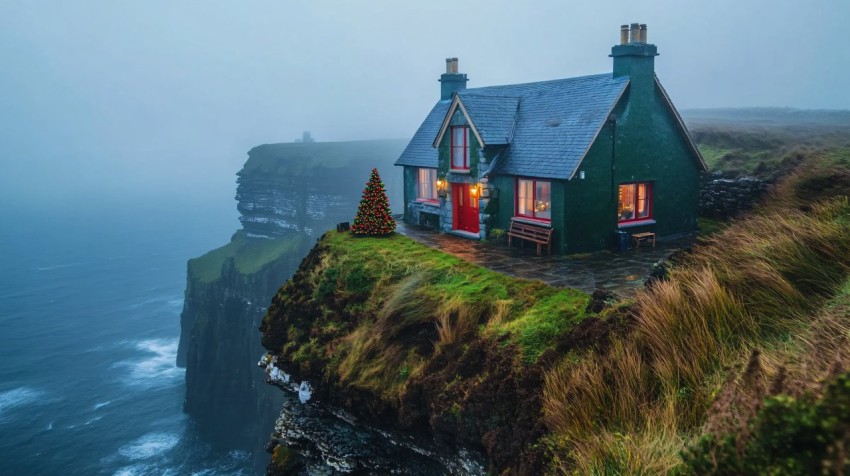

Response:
(439, 57), (468, 100)
(620, 25), (629, 45)
(611, 22), (658, 79)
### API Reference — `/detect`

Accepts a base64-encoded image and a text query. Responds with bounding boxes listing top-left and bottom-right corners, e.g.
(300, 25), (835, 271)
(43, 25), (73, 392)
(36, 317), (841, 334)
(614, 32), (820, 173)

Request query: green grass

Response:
(697, 217), (727, 236)
(696, 144), (732, 171)
(188, 231), (308, 283)
(303, 231), (589, 395)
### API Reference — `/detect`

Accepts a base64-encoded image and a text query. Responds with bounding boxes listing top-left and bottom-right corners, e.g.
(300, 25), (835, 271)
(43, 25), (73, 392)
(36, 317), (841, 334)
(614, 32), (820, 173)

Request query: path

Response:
(395, 221), (693, 297)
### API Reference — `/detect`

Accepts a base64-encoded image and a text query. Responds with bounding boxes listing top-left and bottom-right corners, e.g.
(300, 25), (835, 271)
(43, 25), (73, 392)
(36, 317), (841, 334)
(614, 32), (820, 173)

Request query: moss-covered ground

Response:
(188, 231), (308, 283)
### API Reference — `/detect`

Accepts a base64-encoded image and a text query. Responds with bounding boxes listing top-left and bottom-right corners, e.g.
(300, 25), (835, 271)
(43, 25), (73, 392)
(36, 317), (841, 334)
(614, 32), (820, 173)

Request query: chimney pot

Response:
(445, 58), (452, 74)
(620, 24), (629, 45)
(629, 22), (640, 43)
(451, 58), (459, 73)
(639, 24), (647, 43)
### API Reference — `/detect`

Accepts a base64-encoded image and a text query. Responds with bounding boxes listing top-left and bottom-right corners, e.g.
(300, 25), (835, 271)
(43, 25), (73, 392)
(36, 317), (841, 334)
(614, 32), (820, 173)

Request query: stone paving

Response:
(395, 221), (695, 297)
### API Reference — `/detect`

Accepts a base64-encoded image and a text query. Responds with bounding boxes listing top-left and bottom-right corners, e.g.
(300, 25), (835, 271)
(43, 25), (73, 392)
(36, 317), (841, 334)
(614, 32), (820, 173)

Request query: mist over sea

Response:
(0, 197), (254, 475)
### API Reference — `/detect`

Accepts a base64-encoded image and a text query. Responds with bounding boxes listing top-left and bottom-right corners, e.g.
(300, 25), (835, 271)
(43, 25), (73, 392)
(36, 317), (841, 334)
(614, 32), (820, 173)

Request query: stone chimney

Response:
(439, 57), (468, 100)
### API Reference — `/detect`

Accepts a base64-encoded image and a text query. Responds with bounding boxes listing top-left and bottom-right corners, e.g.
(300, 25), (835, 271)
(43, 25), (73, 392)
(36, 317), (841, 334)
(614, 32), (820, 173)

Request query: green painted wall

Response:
(561, 82), (701, 253)
(488, 175), (567, 253)
(402, 166), (417, 222)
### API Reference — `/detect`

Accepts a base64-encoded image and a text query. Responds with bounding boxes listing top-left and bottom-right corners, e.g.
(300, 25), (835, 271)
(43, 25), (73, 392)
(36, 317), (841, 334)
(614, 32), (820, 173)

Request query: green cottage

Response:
(394, 23), (706, 253)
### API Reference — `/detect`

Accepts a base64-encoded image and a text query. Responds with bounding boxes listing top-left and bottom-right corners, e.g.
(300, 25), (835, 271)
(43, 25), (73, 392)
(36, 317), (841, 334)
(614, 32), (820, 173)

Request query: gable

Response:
(432, 95), (485, 149)
(654, 78), (707, 171)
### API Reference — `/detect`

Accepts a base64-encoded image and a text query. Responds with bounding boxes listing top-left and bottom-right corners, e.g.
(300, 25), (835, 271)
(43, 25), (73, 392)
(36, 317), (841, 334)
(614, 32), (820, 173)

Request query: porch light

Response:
(471, 183), (481, 196)
(436, 178), (447, 191)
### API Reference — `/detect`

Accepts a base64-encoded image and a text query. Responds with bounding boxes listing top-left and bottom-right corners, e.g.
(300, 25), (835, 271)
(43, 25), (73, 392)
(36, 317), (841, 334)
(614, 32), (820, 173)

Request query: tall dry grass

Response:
(543, 196), (850, 472)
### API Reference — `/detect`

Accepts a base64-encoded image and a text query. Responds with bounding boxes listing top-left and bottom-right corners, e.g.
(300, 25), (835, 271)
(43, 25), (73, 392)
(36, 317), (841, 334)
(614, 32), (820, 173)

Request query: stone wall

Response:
(699, 173), (770, 218)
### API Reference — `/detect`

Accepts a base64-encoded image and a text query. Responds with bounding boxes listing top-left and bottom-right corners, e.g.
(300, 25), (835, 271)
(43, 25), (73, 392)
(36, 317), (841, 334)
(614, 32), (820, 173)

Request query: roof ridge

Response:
(465, 72), (618, 93)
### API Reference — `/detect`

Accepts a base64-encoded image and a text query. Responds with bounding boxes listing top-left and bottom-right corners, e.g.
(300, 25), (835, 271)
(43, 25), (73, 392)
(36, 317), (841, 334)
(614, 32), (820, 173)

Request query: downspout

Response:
(608, 114), (618, 204)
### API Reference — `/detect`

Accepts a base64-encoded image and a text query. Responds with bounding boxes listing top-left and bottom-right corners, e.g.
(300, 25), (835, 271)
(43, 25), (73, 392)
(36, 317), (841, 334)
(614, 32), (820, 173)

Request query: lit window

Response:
(618, 182), (652, 223)
(516, 178), (551, 221)
(417, 168), (438, 202)
(451, 126), (469, 170)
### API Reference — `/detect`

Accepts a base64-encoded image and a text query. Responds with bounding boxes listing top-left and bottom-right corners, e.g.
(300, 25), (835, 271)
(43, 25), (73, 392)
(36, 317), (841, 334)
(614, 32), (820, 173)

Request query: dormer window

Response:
(450, 126), (469, 170)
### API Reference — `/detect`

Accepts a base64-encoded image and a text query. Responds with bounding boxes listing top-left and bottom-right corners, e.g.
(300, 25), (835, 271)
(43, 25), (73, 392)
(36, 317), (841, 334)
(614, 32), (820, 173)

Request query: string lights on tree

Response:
(351, 168), (396, 236)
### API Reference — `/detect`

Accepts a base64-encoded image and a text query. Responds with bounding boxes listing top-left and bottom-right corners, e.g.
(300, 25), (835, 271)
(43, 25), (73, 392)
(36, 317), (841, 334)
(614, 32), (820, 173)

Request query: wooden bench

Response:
(508, 220), (553, 256)
(631, 231), (656, 249)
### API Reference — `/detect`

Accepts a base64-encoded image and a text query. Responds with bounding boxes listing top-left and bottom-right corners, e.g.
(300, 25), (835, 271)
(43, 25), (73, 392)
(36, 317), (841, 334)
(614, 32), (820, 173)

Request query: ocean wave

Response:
(118, 432), (180, 461)
(113, 339), (184, 388)
(36, 263), (76, 272)
(94, 401), (112, 410)
(0, 387), (44, 420)
(125, 295), (183, 311)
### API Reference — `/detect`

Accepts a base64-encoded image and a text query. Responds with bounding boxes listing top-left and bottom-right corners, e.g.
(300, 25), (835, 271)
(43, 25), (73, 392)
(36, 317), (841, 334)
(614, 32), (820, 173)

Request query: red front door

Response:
(452, 183), (480, 234)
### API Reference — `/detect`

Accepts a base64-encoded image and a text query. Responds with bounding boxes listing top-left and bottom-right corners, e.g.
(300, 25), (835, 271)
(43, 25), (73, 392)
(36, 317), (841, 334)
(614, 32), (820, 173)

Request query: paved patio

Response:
(395, 221), (694, 297)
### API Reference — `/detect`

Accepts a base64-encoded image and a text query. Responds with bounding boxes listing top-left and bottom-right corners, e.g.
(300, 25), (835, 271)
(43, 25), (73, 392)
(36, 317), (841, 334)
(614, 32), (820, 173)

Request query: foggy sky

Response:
(1, 1), (847, 207)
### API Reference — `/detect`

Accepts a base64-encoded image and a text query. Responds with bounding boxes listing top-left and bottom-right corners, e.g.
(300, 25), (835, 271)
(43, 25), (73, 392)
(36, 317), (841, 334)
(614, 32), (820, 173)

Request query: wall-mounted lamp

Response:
(471, 183), (480, 197)
(580, 171), (586, 180)
(436, 177), (448, 197)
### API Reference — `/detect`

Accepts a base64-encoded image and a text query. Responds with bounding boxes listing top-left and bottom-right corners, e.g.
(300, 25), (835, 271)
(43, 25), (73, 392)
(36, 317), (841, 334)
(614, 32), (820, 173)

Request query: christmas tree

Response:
(351, 168), (396, 236)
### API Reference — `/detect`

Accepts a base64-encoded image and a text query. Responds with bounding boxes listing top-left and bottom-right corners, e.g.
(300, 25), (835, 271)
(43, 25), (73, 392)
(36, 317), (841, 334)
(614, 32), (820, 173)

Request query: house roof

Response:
(451, 94), (520, 146)
(396, 73), (630, 179)
(395, 100), (451, 169)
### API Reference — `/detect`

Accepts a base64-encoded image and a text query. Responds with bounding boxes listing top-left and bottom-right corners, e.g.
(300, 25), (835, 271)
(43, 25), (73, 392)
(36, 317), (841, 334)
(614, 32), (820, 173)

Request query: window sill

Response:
(618, 219), (656, 229)
(415, 199), (440, 207)
(449, 169), (470, 174)
(512, 216), (552, 228)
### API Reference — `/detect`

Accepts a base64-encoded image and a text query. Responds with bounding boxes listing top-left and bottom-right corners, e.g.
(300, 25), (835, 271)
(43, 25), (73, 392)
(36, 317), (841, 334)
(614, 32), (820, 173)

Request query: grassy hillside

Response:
(683, 108), (850, 179)
(261, 230), (609, 473)
(188, 231), (309, 283)
(542, 146), (850, 473)
(260, 111), (850, 473)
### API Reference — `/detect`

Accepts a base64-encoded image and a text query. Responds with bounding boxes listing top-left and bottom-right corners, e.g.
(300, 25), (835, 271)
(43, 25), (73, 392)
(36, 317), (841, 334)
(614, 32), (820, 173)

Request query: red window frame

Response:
(514, 177), (552, 222)
(450, 126), (469, 170)
(617, 182), (653, 224)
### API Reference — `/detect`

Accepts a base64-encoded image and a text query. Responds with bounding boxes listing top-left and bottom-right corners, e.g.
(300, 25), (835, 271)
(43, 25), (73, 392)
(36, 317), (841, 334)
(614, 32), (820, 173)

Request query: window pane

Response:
(417, 169), (438, 200)
(452, 128), (462, 168)
(517, 179), (533, 216)
(618, 184), (636, 221)
(535, 181), (551, 220)
(637, 183), (650, 218)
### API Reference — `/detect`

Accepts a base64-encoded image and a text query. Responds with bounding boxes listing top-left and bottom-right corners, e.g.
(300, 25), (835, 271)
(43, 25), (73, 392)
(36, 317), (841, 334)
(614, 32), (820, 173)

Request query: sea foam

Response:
(114, 339), (184, 388)
(118, 432), (180, 460)
(0, 387), (44, 420)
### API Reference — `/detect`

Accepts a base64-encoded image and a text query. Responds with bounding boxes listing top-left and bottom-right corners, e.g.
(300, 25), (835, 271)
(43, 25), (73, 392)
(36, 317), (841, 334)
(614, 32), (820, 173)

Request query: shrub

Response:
(683, 371), (850, 475)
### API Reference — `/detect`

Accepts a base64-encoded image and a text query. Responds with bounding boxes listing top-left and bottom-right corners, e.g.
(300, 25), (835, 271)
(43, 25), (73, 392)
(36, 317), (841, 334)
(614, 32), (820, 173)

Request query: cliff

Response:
(178, 231), (310, 453)
(236, 140), (405, 238)
(177, 139), (406, 469)
(260, 144), (850, 474)
(259, 231), (608, 474)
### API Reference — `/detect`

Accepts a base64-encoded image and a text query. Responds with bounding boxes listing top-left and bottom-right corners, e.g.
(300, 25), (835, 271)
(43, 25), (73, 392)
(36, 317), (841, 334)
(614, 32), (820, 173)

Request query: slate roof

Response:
(395, 100), (451, 168)
(395, 73), (630, 180)
(456, 95), (520, 145)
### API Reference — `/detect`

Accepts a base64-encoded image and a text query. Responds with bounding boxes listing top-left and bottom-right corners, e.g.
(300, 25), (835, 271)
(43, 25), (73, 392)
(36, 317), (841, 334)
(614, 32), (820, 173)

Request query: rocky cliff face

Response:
(178, 233), (309, 460)
(236, 141), (405, 238)
(177, 139), (407, 470)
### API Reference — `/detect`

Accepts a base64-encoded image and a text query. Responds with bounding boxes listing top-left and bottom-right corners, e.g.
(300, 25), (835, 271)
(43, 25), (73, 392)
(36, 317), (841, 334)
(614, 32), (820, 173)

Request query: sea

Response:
(0, 198), (252, 475)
